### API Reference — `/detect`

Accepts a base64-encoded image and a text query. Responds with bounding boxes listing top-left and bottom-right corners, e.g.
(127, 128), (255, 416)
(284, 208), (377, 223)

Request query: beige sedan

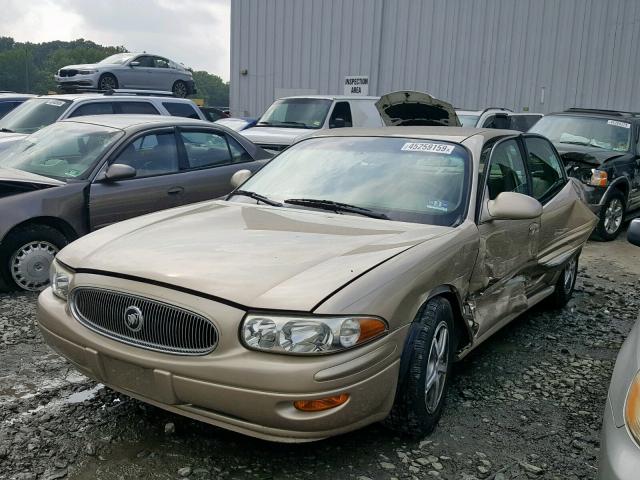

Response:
(37, 127), (597, 442)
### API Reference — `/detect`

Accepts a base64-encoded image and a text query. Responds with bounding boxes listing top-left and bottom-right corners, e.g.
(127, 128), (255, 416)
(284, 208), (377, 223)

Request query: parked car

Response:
(0, 91), (206, 152)
(240, 94), (385, 152)
(54, 53), (196, 97)
(456, 108), (543, 131)
(199, 106), (229, 122)
(215, 117), (258, 131)
(37, 126), (596, 442)
(0, 115), (271, 291)
(598, 218), (640, 479)
(0, 92), (34, 119)
(530, 108), (640, 240)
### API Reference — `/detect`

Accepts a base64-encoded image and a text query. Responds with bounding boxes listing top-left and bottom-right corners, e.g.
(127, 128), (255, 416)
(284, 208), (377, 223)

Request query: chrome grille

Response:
(70, 288), (217, 356)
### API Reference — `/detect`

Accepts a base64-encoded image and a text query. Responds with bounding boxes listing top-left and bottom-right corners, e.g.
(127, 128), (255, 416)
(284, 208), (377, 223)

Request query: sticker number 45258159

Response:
(401, 142), (455, 154)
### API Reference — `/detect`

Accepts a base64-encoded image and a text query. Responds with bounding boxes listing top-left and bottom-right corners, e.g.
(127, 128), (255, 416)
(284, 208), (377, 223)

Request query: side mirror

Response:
(103, 163), (136, 182)
(487, 192), (542, 220)
(129, 61), (140, 67)
(330, 117), (346, 129)
(230, 169), (252, 188)
(629, 219), (640, 247)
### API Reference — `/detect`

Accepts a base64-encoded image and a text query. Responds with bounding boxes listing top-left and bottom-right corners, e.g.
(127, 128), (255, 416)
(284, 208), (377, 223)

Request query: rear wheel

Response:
(172, 80), (188, 98)
(594, 191), (625, 241)
(0, 225), (68, 292)
(384, 297), (455, 437)
(98, 73), (118, 91)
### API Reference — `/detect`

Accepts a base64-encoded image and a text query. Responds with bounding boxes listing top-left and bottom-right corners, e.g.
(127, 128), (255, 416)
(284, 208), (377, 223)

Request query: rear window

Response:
(163, 102), (199, 119)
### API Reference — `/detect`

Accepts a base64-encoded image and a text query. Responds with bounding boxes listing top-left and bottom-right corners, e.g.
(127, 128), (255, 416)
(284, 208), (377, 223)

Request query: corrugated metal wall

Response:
(230, 0), (640, 117)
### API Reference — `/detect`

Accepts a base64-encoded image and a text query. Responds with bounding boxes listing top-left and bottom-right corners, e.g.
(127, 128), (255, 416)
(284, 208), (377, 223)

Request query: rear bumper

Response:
(598, 396), (640, 479)
(36, 282), (401, 442)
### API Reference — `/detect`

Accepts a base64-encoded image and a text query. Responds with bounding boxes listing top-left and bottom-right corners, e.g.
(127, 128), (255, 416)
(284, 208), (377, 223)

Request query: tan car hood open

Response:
(59, 201), (453, 311)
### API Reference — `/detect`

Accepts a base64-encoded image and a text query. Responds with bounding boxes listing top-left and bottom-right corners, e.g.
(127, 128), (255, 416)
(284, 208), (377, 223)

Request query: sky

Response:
(0, 0), (231, 80)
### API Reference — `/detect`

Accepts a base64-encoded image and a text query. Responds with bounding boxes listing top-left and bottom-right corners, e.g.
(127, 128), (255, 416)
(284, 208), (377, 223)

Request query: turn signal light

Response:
(294, 394), (349, 412)
(589, 169), (608, 187)
(625, 371), (640, 444)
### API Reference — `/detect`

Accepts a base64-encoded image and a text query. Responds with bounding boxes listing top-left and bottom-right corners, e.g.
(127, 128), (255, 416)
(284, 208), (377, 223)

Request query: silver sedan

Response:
(599, 219), (640, 478)
(54, 53), (196, 97)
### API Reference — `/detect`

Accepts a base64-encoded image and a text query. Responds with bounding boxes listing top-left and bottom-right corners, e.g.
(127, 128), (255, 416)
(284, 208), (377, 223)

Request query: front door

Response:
(468, 138), (541, 339)
(89, 129), (182, 229)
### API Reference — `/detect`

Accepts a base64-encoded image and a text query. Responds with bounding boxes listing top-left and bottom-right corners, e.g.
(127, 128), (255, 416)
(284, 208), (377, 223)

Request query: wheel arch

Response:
(2, 216), (78, 244)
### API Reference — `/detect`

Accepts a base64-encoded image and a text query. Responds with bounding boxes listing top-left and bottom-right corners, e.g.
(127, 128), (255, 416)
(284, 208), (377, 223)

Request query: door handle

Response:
(167, 186), (184, 195)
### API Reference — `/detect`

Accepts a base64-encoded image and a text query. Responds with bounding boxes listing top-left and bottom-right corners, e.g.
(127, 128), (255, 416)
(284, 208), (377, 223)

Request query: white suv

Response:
(456, 108), (543, 131)
(0, 90), (206, 151)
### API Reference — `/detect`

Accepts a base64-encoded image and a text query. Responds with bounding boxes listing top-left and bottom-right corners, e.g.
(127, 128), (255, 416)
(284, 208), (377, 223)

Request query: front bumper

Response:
(36, 275), (401, 442)
(598, 396), (640, 479)
(55, 73), (100, 89)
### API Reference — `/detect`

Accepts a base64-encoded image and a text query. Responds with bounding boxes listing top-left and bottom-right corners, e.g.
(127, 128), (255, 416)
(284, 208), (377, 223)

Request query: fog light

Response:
(294, 394), (349, 412)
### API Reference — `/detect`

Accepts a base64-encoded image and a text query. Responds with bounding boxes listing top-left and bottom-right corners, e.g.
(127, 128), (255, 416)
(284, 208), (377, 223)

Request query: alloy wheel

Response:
(10, 241), (58, 291)
(99, 75), (116, 90)
(173, 82), (187, 98)
(604, 198), (623, 235)
(563, 257), (577, 292)
(425, 321), (449, 414)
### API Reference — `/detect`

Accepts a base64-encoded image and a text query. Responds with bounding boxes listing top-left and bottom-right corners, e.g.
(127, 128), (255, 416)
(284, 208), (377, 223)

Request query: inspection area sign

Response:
(344, 76), (369, 96)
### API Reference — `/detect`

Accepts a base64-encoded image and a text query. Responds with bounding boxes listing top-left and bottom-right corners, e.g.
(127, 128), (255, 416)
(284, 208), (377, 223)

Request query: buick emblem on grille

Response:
(124, 306), (144, 332)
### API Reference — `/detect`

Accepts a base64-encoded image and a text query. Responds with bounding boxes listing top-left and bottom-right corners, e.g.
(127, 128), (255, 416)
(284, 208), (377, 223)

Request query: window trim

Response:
(476, 134), (532, 224)
(522, 133), (568, 205)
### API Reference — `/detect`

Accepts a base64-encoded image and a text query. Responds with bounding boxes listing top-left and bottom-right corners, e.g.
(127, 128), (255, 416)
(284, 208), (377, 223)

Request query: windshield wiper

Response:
(559, 140), (590, 146)
(231, 189), (282, 207)
(0, 128), (14, 133)
(284, 198), (388, 219)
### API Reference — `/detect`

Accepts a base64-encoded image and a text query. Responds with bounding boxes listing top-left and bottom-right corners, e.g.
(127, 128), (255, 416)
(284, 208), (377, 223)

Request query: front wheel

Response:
(172, 80), (188, 98)
(384, 297), (455, 437)
(547, 252), (579, 309)
(0, 225), (68, 292)
(98, 73), (118, 91)
(594, 191), (625, 241)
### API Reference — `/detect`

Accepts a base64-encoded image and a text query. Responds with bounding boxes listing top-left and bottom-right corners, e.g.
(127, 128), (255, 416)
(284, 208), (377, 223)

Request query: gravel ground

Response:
(1, 234), (639, 480)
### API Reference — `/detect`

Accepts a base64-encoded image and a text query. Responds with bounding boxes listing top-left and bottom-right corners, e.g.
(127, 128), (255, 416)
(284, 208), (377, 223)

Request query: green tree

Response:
(192, 70), (229, 107)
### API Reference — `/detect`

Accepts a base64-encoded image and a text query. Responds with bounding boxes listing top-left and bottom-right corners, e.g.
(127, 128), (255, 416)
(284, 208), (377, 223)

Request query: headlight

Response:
(626, 370), (640, 444)
(78, 69), (97, 75)
(241, 314), (387, 354)
(588, 169), (608, 187)
(49, 260), (73, 300)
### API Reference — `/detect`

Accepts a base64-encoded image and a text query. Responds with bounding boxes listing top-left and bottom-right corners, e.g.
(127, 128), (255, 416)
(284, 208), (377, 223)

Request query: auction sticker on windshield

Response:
(401, 142), (454, 154)
(607, 120), (630, 129)
(45, 100), (66, 107)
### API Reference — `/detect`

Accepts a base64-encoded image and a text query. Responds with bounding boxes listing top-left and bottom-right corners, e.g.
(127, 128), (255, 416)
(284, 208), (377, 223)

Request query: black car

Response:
(530, 108), (640, 240)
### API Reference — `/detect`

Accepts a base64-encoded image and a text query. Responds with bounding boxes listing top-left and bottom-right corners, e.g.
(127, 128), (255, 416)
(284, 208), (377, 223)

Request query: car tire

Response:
(546, 251), (579, 309)
(0, 225), (68, 292)
(594, 191), (626, 241)
(384, 296), (455, 437)
(172, 80), (188, 98)
(98, 73), (118, 91)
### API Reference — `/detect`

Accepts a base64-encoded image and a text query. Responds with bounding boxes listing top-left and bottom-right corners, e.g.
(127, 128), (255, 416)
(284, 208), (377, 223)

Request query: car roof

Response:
(58, 114), (212, 130)
(30, 93), (193, 103)
(550, 108), (640, 120)
(279, 95), (380, 101)
(303, 126), (519, 142)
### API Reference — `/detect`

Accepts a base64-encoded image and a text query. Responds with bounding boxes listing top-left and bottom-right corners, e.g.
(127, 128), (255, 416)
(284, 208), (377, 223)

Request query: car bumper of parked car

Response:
(55, 74), (100, 89)
(37, 280), (401, 442)
(598, 396), (640, 479)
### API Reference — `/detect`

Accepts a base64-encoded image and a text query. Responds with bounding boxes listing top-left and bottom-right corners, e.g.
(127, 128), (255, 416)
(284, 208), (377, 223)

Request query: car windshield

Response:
(530, 115), (631, 152)
(98, 53), (137, 65)
(257, 98), (332, 129)
(232, 137), (470, 226)
(0, 122), (123, 180)
(0, 98), (72, 134)
(457, 114), (480, 127)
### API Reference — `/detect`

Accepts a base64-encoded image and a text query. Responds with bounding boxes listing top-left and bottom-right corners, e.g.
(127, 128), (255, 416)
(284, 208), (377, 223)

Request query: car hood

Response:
(0, 167), (64, 186)
(240, 126), (313, 146)
(59, 201), (452, 311)
(60, 63), (100, 70)
(376, 91), (461, 126)
(556, 144), (628, 166)
(609, 317), (640, 427)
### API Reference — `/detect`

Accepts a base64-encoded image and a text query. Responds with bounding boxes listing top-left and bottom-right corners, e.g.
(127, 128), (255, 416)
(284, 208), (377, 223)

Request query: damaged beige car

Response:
(37, 127), (596, 442)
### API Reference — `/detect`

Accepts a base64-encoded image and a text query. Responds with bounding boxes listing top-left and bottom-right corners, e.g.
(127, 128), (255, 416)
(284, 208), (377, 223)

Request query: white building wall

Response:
(230, 0), (640, 117)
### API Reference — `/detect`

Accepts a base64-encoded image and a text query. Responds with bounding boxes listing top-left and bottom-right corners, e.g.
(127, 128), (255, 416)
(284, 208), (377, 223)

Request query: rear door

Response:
(175, 127), (268, 204)
(468, 137), (541, 338)
(151, 56), (174, 90)
(88, 128), (183, 229)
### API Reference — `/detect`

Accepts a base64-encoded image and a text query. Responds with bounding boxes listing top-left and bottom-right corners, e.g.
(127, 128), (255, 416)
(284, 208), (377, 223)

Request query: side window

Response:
(0, 101), (21, 117)
(114, 132), (179, 178)
(510, 115), (542, 132)
(163, 102), (200, 119)
(227, 135), (253, 163)
(67, 102), (115, 117)
(135, 55), (154, 67)
(483, 115), (510, 129)
(485, 139), (529, 200)
(153, 57), (170, 68)
(524, 136), (566, 201)
(329, 102), (353, 128)
(181, 130), (232, 168)
(117, 102), (160, 115)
